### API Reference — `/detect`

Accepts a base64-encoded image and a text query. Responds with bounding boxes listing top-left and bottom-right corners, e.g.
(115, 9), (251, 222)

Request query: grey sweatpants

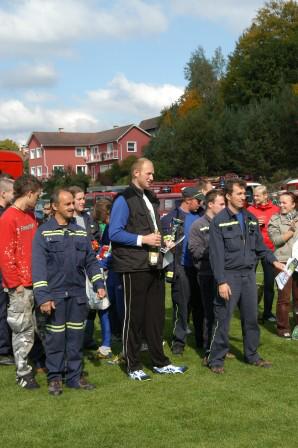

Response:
(7, 288), (36, 378)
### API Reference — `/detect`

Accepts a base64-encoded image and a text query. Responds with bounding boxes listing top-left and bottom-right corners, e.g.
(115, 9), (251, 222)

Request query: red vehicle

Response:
(0, 150), (24, 179)
(286, 179), (298, 194)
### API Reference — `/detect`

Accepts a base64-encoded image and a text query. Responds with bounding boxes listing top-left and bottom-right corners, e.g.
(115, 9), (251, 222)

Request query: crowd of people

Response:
(0, 157), (297, 394)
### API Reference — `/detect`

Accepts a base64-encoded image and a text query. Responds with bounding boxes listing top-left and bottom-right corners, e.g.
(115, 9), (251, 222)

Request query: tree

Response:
(96, 155), (138, 185)
(222, 1), (298, 105)
(184, 46), (225, 101)
(42, 166), (90, 197)
(0, 139), (19, 152)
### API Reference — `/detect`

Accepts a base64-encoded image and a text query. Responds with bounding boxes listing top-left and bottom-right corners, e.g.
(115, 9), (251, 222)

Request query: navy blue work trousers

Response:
(172, 265), (204, 349)
(208, 270), (260, 367)
(44, 296), (88, 385)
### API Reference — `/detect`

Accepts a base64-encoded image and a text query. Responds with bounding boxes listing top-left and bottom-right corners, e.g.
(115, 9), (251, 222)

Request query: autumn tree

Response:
(222, 0), (298, 105)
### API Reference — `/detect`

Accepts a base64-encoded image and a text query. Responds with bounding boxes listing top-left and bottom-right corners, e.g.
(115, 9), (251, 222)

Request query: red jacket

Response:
(0, 206), (38, 288)
(247, 201), (280, 251)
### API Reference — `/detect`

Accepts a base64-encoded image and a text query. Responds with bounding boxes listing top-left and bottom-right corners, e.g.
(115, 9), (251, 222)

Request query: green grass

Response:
(1, 279), (298, 448)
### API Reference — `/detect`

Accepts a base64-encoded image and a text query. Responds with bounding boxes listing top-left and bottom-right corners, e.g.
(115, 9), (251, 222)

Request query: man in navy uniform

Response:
(208, 179), (284, 374)
(32, 188), (105, 395)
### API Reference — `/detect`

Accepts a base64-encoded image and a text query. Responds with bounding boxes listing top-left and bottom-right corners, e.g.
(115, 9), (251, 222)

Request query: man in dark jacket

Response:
(188, 189), (225, 362)
(69, 185), (101, 349)
(32, 188), (105, 395)
(109, 158), (187, 381)
(208, 179), (284, 374)
(161, 187), (205, 355)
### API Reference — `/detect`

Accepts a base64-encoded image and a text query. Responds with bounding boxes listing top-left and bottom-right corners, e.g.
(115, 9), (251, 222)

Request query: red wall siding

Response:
(118, 128), (150, 161)
(28, 137), (88, 178)
(28, 127), (151, 179)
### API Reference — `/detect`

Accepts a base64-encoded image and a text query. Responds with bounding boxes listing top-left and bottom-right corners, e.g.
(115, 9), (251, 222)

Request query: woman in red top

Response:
(247, 185), (279, 322)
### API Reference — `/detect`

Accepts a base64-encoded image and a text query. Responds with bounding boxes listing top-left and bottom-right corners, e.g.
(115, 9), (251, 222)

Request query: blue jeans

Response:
(84, 308), (111, 348)
(107, 271), (124, 337)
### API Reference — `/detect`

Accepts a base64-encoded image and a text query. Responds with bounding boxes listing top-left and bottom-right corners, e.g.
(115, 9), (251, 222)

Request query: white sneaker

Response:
(96, 346), (112, 358)
(128, 370), (151, 381)
(153, 364), (188, 374)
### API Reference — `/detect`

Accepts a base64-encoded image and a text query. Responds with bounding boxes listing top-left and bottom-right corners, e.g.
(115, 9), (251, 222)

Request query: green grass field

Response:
(1, 279), (298, 448)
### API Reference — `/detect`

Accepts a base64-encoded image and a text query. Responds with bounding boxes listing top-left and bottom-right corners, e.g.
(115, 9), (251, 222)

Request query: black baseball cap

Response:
(182, 187), (205, 201)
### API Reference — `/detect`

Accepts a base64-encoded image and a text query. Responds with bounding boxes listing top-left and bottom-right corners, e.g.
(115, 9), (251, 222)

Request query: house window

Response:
(30, 149), (36, 159)
(75, 147), (86, 157)
(100, 164), (111, 173)
(127, 141), (137, 152)
(107, 143), (113, 152)
(53, 165), (64, 173)
(35, 147), (42, 158)
(91, 145), (99, 154)
(36, 166), (42, 177)
(31, 166), (36, 175)
(76, 165), (87, 174)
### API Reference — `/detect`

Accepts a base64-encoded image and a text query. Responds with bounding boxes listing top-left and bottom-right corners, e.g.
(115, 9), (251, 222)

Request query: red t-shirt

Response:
(0, 206), (38, 288)
(247, 201), (280, 251)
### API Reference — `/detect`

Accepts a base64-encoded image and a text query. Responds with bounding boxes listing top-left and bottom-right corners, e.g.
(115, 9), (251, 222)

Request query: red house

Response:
(27, 124), (151, 180)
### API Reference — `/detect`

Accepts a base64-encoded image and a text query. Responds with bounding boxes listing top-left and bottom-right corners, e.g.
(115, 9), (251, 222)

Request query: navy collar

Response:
(46, 216), (78, 231)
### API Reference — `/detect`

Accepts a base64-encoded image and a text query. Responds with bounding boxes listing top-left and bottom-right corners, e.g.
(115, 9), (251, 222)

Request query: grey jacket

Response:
(268, 212), (298, 262)
(188, 214), (212, 275)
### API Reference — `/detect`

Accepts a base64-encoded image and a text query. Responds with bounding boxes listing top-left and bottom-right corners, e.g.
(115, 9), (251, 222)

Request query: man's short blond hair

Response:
(254, 185), (268, 195)
(0, 176), (14, 194)
(130, 157), (153, 179)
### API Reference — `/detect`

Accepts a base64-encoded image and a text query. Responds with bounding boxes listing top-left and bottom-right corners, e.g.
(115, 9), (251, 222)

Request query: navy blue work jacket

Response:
(209, 207), (276, 285)
(32, 217), (103, 306)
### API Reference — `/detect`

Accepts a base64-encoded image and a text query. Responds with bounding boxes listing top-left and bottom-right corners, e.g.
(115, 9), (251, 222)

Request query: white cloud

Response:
(0, 74), (183, 143)
(0, 64), (57, 88)
(0, 0), (167, 55)
(0, 99), (98, 143)
(86, 74), (184, 119)
(170, 0), (266, 32)
(22, 90), (56, 103)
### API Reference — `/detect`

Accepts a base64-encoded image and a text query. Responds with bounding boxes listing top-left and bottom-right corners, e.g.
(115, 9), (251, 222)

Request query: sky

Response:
(0, 0), (267, 144)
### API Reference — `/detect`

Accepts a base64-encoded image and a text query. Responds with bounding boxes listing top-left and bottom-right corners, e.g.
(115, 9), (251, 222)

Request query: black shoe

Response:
(84, 342), (98, 350)
(48, 379), (63, 396)
(263, 314), (276, 323)
(172, 345), (184, 355)
(67, 377), (96, 390)
(0, 355), (15, 366)
(17, 373), (40, 389)
(249, 358), (272, 368)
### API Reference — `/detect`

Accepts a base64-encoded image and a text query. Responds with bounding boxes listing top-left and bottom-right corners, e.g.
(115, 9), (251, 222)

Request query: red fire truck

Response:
(0, 150), (24, 179)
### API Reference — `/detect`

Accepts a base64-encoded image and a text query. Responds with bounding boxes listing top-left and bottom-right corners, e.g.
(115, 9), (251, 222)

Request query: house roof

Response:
(27, 123), (150, 147)
(139, 116), (160, 132)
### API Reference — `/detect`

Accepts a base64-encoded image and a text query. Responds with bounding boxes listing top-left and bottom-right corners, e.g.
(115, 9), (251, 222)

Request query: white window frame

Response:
(53, 165), (64, 173)
(76, 165), (87, 174)
(91, 145), (99, 154)
(107, 142), (113, 152)
(75, 147), (86, 157)
(30, 149), (36, 159)
(35, 147), (42, 158)
(30, 166), (36, 175)
(36, 166), (42, 177)
(127, 141), (137, 152)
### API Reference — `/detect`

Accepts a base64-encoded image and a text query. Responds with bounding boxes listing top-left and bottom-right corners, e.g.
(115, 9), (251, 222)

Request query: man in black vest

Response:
(109, 158), (187, 381)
